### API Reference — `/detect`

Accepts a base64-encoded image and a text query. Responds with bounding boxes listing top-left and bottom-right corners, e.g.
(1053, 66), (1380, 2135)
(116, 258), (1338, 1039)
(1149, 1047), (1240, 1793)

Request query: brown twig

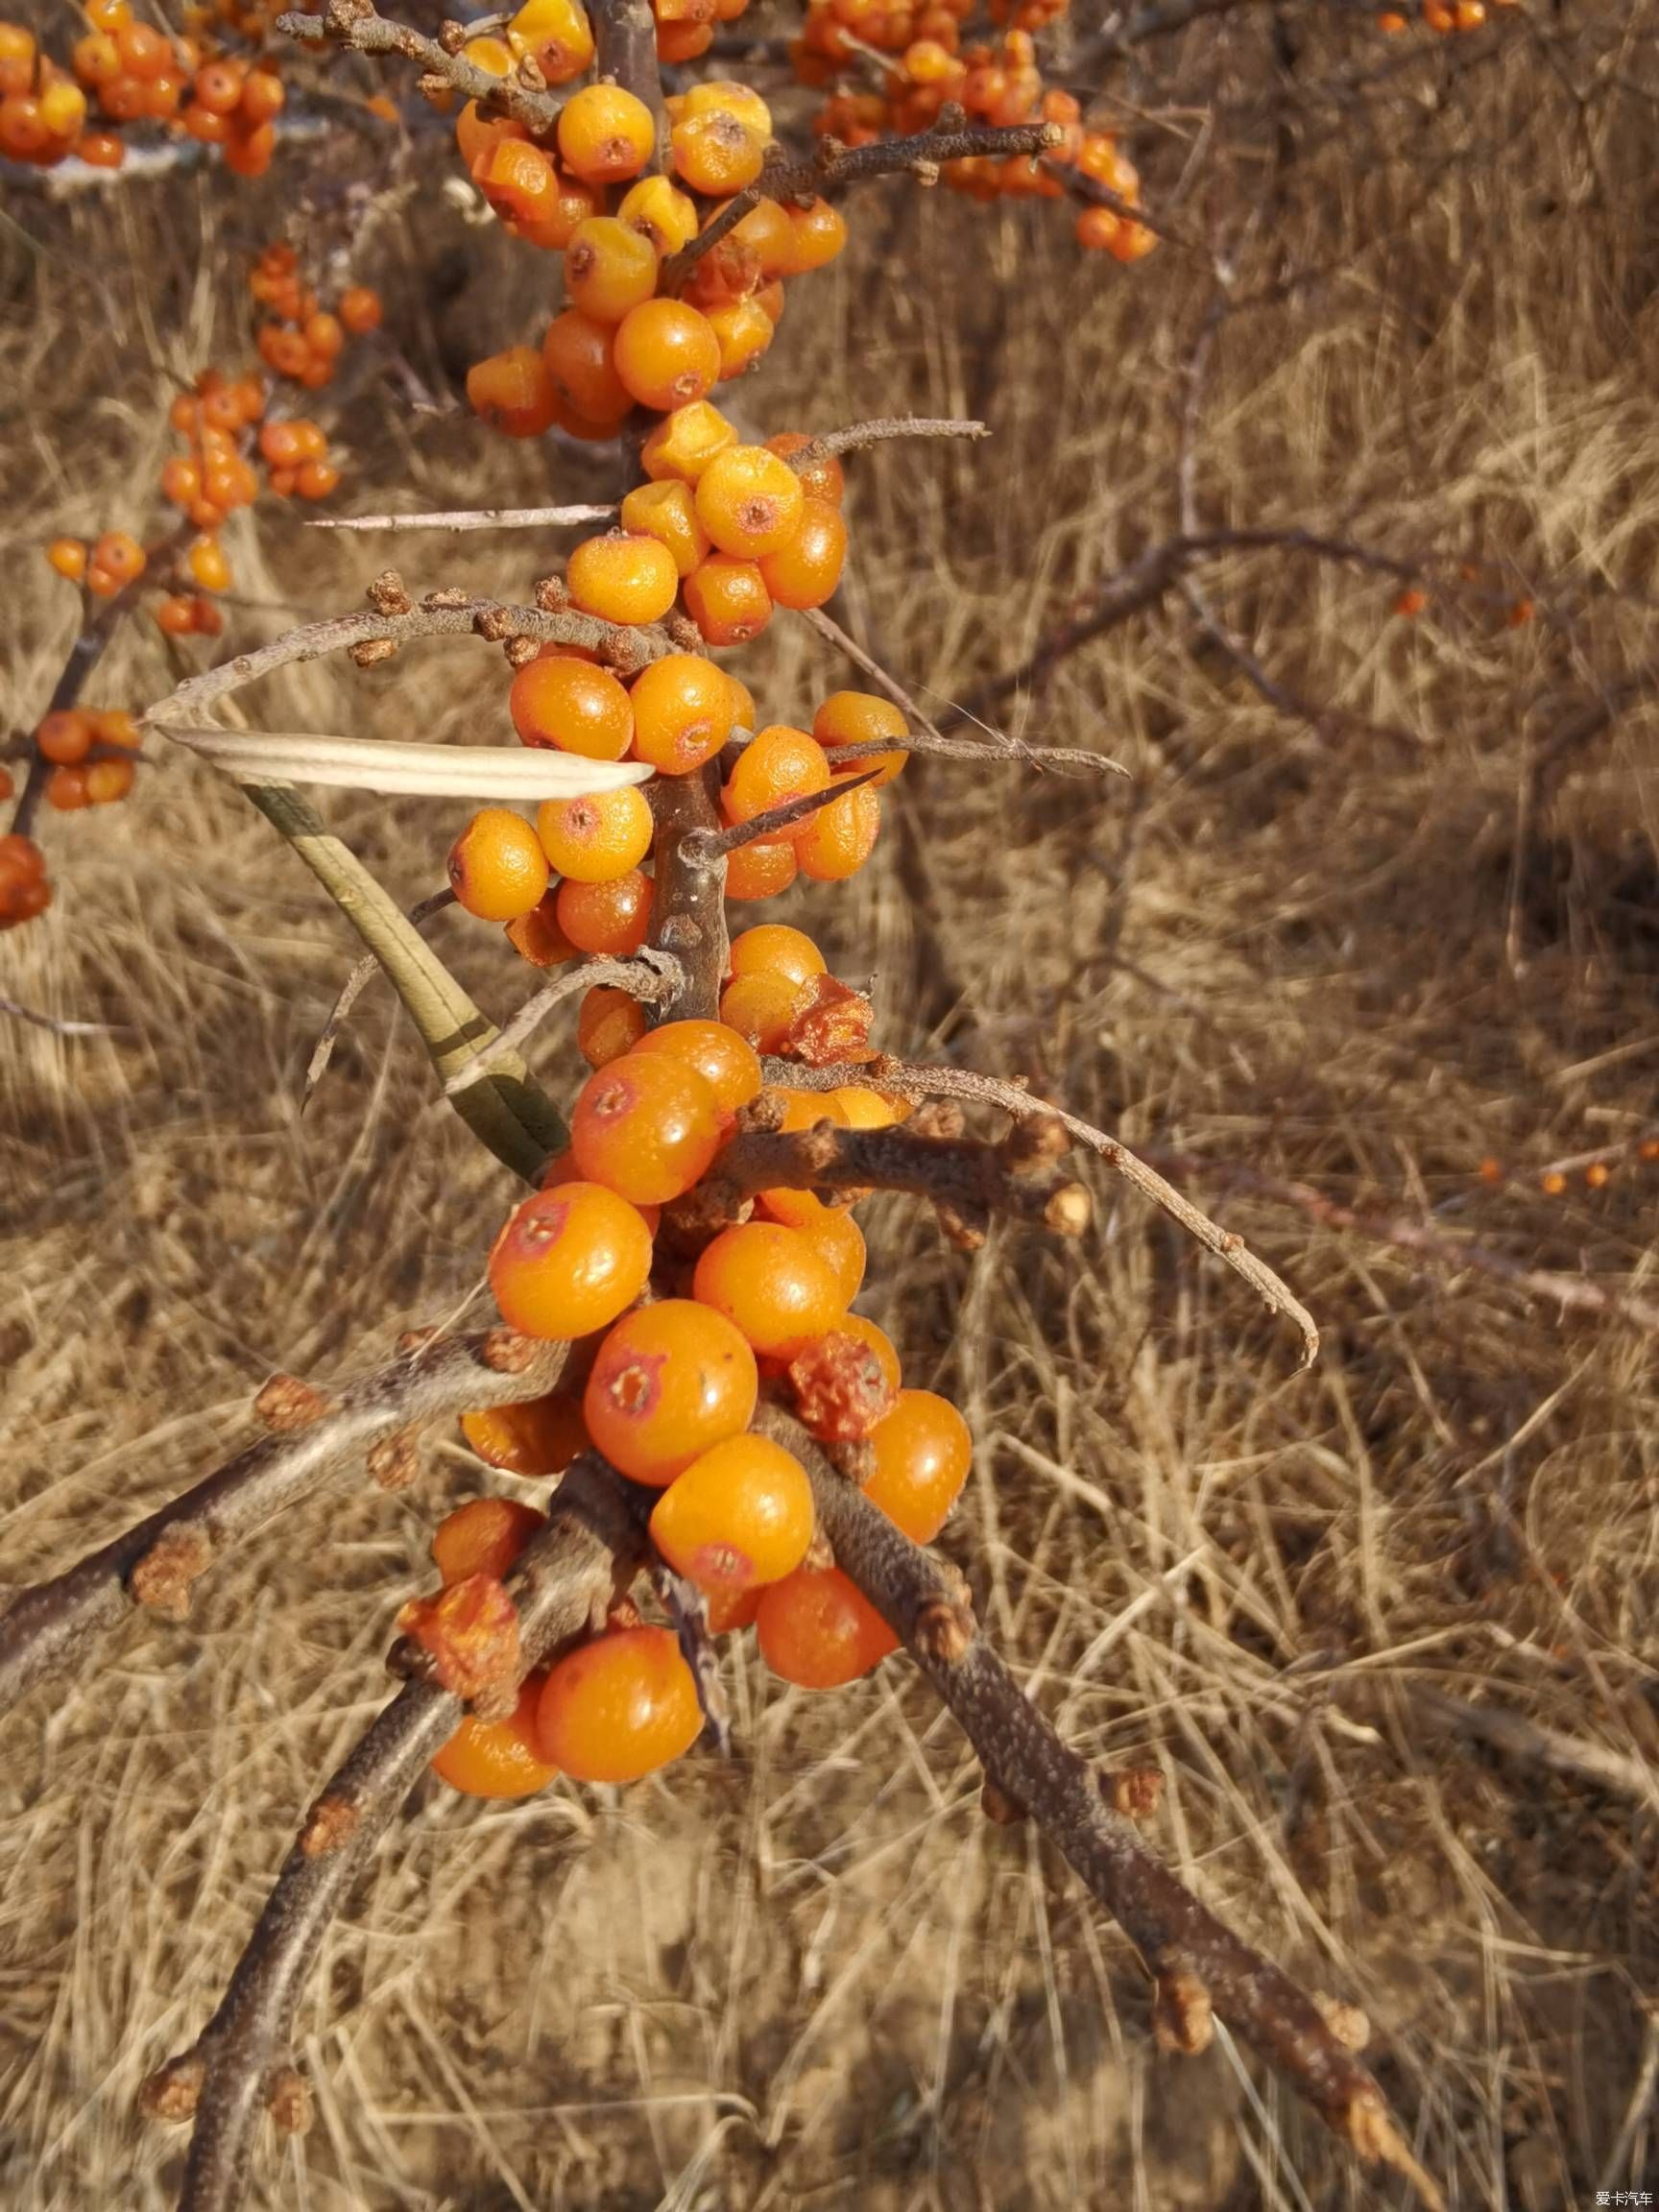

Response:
(759, 1057), (1320, 1365)
(681, 771), (883, 856)
(644, 769), (728, 1022)
(302, 885), (454, 1111)
(0, 1332), (570, 1718)
(276, 5), (564, 132)
(159, 1455), (645, 2212)
(443, 949), (683, 1096)
(306, 504), (616, 534)
(778, 1413), (1443, 2209)
(790, 417), (990, 465)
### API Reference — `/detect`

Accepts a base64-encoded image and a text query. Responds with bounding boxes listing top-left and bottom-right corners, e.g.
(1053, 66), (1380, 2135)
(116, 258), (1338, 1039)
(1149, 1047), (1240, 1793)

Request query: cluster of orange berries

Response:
(0, 2), (282, 175)
(1479, 1139), (1659, 1197)
(421, 964), (971, 1796)
(250, 244), (383, 389)
(459, 0), (751, 91)
(462, 76), (847, 445)
(0, 831), (52, 930)
(30, 708), (142, 819)
(1378, 0), (1513, 31)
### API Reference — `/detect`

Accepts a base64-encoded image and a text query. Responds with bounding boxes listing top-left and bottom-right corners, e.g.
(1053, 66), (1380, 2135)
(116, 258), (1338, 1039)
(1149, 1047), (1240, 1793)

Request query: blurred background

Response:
(2, 3), (1656, 2204)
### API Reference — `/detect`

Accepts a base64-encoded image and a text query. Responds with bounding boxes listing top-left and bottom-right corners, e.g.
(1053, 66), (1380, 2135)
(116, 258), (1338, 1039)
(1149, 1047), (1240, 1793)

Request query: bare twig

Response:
(306, 504), (616, 535)
(443, 950), (682, 1096)
(778, 1413), (1442, 2208)
(302, 886), (453, 1112)
(1413, 1690), (1659, 1813)
(276, 6), (563, 131)
(0, 1333), (570, 1718)
(0, 993), (120, 1038)
(760, 1057), (1320, 1365)
(791, 417), (989, 465)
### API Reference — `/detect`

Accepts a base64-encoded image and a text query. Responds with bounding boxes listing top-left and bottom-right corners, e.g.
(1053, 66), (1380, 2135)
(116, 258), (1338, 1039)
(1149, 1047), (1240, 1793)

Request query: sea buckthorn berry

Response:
(728, 923), (827, 989)
(677, 78), (771, 134)
(830, 1085), (907, 1129)
(708, 297), (775, 381)
(46, 766), (91, 811)
(718, 970), (808, 1051)
(447, 806), (550, 921)
(505, 893), (578, 967)
(536, 1623), (701, 1781)
(86, 759), (135, 806)
(489, 1181), (653, 1338)
(1074, 205), (1120, 253)
(511, 653), (635, 760)
(557, 82), (655, 182)
(46, 538), (87, 583)
(613, 299), (722, 413)
(509, 0), (595, 79)
(462, 31), (515, 74)
(432, 1676), (559, 1799)
(566, 531), (680, 626)
(727, 196), (795, 277)
(90, 531), (145, 586)
(658, 17), (713, 61)
(650, 1433), (814, 1592)
(632, 1019), (761, 1114)
(863, 1389), (973, 1543)
(432, 1496), (546, 1584)
(565, 215), (661, 325)
(797, 774), (880, 881)
(156, 593), (199, 636)
(540, 308), (638, 428)
(694, 445), (805, 560)
(583, 1300), (758, 1484)
(671, 108), (766, 195)
(571, 1051), (722, 1204)
(619, 174), (699, 253)
(683, 554), (771, 646)
(640, 399), (737, 484)
(620, 480), (711, 579)
(692, 1220), (847, 1358)
(467, 345), (559, 437)
(37, 711), (92, 767)
(780, 197), (849, 273)
(798, 1206), (866, 1304)
(186, 535), (231, 593)
(339, 286), (382, 333)
(556, 867), (651, 955)
(757, 1565), (898, 1688)
(461, 1391), (590, 1474)
(706, 1585), (761, 1634)
(724, 731), (830, 837)
(787, 1326), (900, 1441)
(725, 834), (798, 902)
(578, 983), (649, 1068)
(812, 689), (908, 784)
(758, 497), (847, 611)
(537, 785), (654, 882)
(627, 651), (733, 774)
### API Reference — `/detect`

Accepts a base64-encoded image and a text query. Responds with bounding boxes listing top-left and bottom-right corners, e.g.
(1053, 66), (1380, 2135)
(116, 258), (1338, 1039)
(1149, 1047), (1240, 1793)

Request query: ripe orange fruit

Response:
(557, 82), (656, 183)
(613, 298), (722, 412)
(728, 924), (827, 989)
(535, 1624), (702, 1780)
(488, 1182), (654, 1338)
(649, 1432), (815, 1592)
(432, 1676), (559, 1798)
(566, 531), (680, 626)
(692, 1221), (847, 1357)
(447, 807), (550, 921)
(584, 1299), (758, 1484)
(432, 1495), (547, 1583)
(718, 970), (807, 1051)
(694, 445), (805, 560)
(460, 1392), (590, 1475)
(627, 651), (733, 774)
(724, 730), (830, 834)
(619, 480), (710, 579)
(510, 653), (635, 760)
(536, 785), (654, 882)
(570, 1050), (723, 1204)
(796, 775), (880, 881)
(630, 1019), (761, 1113)
(682, 554), (771, 645)
(577, 984), (649, 1068)
(861, 1390), (972, 1542)
(758, 498), (846, 610)
(564, 214), (661, 324)
(556, 868), (652, 955)
(757, 1565), (898, 1688)
(812, 690), (908, 784)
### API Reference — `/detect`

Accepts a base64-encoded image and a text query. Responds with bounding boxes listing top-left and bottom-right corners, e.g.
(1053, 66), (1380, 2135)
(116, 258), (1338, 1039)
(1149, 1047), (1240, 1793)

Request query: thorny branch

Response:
(0, 1331), (571, 1718)
(444, 949), (683, 1095)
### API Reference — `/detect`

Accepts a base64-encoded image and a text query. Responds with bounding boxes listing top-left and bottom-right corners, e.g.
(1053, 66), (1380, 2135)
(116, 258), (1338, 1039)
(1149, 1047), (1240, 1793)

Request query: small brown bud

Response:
(1151, 1970), (1214, 2056)
(324, 0), (373, 31)
(366, 567), (411, 615)
(367, 1427), (421, 1492)
(505, 634), (539, 668)
(266, 2066), (314, 2135)
(139, 2053), (205, 2124)
(253, 1373), (333, 1431)
(517, 52), (546, 87)
(913, 1595), (974, 1667)
(416, 69), (451, 104)
(437, 17), (467, 52)
(423, 587), (471, 609)
(936, 101), (966, 131)
(473, 607), (520, 643)
(534, 574), (568, 612)
(802, 1527), (835, 1574)
(1001, 1109), (1069, 1169)
(1104, 1766), (1165, 1821)
(938, 1202), (987, 1253)
(299, 1794), (362, 1858)
(910, 158), (940, 187)
(666, 612), (704, 651)
(480, 1326), (537, 1374)
(1314, 1996), (1371, 2052)
(349, 637), (399, 669)
(979, 1778), (1026, 1826)
(130, 1527), (213, 1621)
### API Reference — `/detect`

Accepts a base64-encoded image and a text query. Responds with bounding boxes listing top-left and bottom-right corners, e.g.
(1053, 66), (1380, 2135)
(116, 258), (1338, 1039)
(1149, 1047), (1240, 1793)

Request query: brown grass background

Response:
(2, 6), (1657, 2206)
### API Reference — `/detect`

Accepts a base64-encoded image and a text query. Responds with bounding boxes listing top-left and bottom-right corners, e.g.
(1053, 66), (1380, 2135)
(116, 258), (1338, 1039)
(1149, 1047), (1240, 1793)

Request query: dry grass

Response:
(3, 10), (1658, 2208)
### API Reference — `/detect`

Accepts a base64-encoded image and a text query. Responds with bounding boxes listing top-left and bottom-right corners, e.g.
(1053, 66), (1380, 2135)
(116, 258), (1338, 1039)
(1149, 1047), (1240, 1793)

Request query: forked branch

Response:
(276, 5), (564, 131)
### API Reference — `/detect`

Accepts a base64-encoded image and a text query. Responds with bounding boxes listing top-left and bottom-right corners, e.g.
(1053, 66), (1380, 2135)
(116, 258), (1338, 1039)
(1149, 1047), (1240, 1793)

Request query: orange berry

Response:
(640, 400), (737, 487)
(613, 298), (722, 412)
(694, 445), (804, 560)
(757, 1565), (898, 1688)
(683, 553), (771, 645)
(780, 197), (848, 273)
(718, 970), (807, 1051)
(619, 479), (710, 579)
(504, 893), (578, 967)
(510, 653), (635, 759)
(650, 1432), (814, 1593)
(185, 535), (231, 592)
(489, 1181), (654, 1338)
(724, 732), (830, 837)
(536, 784), (654, 882)
(36, 710), (92, 767)
(565, 214), (661, 323)
(830, 1310), (902, 1391)
(571, 1050), (722, 1203)
(812, 689), (908, 784)
(627, 651), (733, 774)
(578, 983), (649, 1067)
(708, 296), (775, 380)
(432, 1495), (546, 1583)
(556, 867), (652, 955)
(617, 174), (699, 253)
(725, 834), (798, 902)
(729, 923), (826, 989)
(693, 1220), (847, 1357)
(1074, 206), (1121, 253)
(797, 774), (880, 880)
(468, 345), (559, 437)
(535, 1623), (701, 1780)
(584, 1299), (758, 1484)
(90, 531), (145, 586)
(240, 64), (284, 123)
(339, 285), (382, 333)
(541, 306), (634, 424)
(706, 1584), (761, 1633)
(631, 1019), (761, 1113)
(432, 1676), (560, 1798)
(508, 0), (595, 80)
(45, 766), (91, 811)
(85, 756), (134, 805)
(861, 1389), (972, 1542)
(671, 107), (766, 194)
(557, 82), (655, 182)
(566, 531), (680, 626)
(447, 806), (550, 921)
(460, 1392), (590, 1474)
(1393, 586), (1428, 618)
(758, 496), (846, 610)
(797, 1206), (866, 1303)
(45, 537), (86, 583)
